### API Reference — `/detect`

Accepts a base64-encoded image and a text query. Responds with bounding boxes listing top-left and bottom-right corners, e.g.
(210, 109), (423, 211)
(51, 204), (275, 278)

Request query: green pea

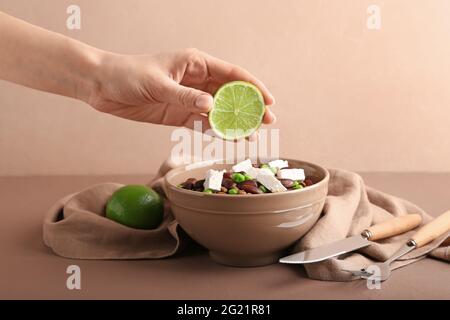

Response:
(232, 173), (246, 183)
(228, 188), (239, 195)
(203, 189), (214, 194)
(270, 167), (278, 174)
(259, 185), (268, 193)
(244, 174), (253, 181)
(292, 181), (303, 190)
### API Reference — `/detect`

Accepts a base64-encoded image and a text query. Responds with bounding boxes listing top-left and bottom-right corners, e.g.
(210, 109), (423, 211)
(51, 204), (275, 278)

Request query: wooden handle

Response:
(412, 210), (450, 248)
(366, 214), (422, 241)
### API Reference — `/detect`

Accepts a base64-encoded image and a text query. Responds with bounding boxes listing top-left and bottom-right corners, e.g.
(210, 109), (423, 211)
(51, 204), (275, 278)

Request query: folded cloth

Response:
(294, 169), (449, 281)
(43, 158), (449, 281)
(43, 183), (187, 259)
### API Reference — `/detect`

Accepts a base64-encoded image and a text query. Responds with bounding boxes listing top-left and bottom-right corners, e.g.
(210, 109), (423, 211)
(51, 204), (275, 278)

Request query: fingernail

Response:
(195, 95), (213, 110)
(269, 95), (276, 105)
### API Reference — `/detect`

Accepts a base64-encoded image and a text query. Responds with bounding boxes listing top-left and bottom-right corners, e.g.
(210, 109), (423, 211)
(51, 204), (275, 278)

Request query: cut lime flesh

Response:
(209, 81), (265, 140)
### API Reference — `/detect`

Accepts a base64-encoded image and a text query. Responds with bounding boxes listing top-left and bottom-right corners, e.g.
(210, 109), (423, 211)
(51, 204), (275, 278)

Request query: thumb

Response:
(163, 80), (213, 113)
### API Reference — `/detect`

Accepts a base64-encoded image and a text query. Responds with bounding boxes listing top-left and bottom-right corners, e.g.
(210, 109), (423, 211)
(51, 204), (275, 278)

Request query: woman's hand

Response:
(0, 13), (275, 137)
(88, 48), (276, 134)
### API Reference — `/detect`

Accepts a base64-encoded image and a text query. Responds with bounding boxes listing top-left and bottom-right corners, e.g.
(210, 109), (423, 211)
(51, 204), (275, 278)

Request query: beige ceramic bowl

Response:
(163, 159), (329, 267)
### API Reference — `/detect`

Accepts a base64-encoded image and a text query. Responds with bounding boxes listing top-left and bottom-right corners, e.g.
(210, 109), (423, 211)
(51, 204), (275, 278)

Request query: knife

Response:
(279, 214), (422, 264)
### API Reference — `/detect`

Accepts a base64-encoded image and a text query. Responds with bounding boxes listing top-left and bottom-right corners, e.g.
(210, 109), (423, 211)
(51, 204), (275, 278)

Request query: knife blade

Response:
(279, 235), (370, 264)
(279, 213), (422, 264)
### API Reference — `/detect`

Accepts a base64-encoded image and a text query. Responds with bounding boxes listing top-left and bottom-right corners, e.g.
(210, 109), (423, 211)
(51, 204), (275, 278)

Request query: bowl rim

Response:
(164, 158), (329, 199)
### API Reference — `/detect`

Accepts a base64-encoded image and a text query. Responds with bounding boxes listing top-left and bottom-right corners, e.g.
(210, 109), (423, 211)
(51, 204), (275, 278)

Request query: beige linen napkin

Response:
(43, 159), (449, 281)
(43, 183), (186, 259)
(294, 169), (449, 281)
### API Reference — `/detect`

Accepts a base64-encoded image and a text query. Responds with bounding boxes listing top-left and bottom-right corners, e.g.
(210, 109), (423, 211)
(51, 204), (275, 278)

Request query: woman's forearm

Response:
(0, 11), (103, 102)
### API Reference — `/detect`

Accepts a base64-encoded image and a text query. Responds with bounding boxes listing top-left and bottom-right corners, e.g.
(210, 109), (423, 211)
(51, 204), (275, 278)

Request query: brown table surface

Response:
(0, 173), (449, 300)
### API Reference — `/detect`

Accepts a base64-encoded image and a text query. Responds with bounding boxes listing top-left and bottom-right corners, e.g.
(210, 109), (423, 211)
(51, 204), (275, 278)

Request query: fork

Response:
(348, 210), (450, 281)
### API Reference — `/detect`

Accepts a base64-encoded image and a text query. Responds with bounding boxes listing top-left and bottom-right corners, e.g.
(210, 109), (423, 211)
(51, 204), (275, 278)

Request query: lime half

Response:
(209, 81), (265, 140)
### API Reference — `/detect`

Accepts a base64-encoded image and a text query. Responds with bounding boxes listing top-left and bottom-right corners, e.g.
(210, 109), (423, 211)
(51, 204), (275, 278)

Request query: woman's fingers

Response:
(161, 79), (213, 114)
(183, 113), (212, 133)
(262, 106), (276, 124)
(204, 54), (275, 106)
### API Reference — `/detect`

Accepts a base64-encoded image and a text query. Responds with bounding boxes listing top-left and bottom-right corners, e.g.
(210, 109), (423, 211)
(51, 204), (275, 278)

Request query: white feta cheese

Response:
(277, 168), (305, 181)
(203, 169), (224, 191)
(245, 167), (274, 179)
(256, 173), (287, 193)
(268, 159), (289, 170)
(244, 166), (260, 179)
(258, 167), (275, 176)
(232, 159), (253, 173)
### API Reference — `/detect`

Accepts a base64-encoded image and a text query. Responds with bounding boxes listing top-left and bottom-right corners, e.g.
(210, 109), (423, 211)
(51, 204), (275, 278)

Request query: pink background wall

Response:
(1, 0), (449, 175)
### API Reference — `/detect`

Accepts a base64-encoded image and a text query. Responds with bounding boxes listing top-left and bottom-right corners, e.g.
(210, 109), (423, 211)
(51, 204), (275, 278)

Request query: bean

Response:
(220, 186), (228, 193)
(221, 178), (235, 189)
(237, 180), (258, 189)
(238, 190), (247, 195)
(194, 179), (205, 190)
(279, 179), (294, 188)
(223, 171), (232, 179)
(238, 181), (261, 194)
(304, 179), (313, 186)
(180, 178), (197, 189)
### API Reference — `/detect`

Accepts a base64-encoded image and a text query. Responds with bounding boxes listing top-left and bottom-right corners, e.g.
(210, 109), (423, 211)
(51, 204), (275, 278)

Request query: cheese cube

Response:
(232, 159), (253, 173)
(256, 173), (287, 193)
(258, 167), (275, 176)
(244, 167), (260, 179)
(268, 159), (289, 170)
(277, 169), (305, 181)
(245, 167), (274, 179)
(203, 169), (224, 191)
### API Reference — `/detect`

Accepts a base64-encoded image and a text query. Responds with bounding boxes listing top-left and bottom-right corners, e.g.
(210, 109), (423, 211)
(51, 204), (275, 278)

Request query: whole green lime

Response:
(106, 185), (164, 230)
